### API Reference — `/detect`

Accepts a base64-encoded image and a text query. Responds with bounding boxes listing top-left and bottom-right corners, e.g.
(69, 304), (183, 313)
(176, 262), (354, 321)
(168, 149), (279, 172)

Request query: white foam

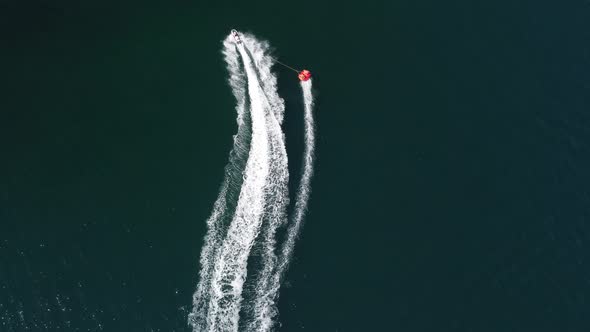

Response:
(190, 31), (314, 332)
(204, 42), (271, 331)
(189, 35), (250, 331)
(240, 34), (290, 332)
(278, 79), (315, 273)
(248, 80), (316, 332)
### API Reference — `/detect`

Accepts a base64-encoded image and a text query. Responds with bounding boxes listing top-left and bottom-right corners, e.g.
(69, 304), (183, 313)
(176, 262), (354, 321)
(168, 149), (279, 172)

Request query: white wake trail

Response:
(189, 36), (249, 331)
(246, 80), (316, 332)
(239, 35), (290, 332)
(206, 41), (272, 332)
(282, 80), (315, 265)
(280, 80), (315, 268)
(271, 79), (316, 329)
(190, 31), (314, 332)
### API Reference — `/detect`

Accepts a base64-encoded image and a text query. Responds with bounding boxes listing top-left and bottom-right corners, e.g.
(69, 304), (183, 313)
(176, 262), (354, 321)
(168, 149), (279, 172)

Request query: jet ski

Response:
(231, 29), (242, 44)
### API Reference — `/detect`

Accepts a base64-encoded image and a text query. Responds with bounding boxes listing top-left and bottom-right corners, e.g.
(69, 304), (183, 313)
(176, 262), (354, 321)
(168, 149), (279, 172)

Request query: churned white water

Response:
(189, 31), (315, 332)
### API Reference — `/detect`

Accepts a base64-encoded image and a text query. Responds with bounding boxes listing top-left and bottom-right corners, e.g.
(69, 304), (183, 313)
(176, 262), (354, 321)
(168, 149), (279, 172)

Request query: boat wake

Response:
(188, 31), (315, 332)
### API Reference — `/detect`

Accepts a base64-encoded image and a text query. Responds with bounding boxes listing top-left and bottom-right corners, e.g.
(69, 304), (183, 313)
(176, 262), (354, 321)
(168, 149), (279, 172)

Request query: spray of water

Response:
(190, 31), (315, 332)
(205, 40), (274, 331)
(188, 35), (251, 331)
(246, 80), (315, 331)
(278, 79), (316, 272)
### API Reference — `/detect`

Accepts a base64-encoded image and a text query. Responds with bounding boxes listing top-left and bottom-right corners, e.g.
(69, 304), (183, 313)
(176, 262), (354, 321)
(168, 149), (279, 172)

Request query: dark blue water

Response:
(1, 0), (589, 331)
